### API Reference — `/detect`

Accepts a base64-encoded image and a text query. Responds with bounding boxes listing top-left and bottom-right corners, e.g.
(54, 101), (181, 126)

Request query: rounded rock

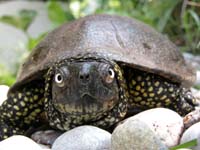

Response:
(111, 119), (168, 150)
(125, 108), (184, 147)
(0, 23), (27, 74)
(0, 1), (52, 38)
(0, 85), (9, 104)
(183, 52), (200, 70)
(180, 122), (200, 150)
(0, 135), (46, 150)
(52, 125), (111, 150)
(194, 91), (200, 102)
(195, 71), (200, 86)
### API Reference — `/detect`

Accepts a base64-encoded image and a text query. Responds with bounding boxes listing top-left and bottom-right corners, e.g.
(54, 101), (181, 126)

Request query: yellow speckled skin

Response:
(0, 14), (197, 142)
(0, 82), (44, 140)
(0, 59), (130, 140)
(0, 60), (196, 141)
(123, 67), (196, 116)
(43, 59), (128, 131)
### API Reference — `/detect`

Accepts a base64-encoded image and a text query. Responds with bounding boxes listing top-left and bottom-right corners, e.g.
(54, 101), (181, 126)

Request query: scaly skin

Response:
(0, 60), (128, 141)
(0, 82), (44, 140)
(0, 62), (197, 141)
(125, 68), (196, 116)
(43, 62), (128, 131)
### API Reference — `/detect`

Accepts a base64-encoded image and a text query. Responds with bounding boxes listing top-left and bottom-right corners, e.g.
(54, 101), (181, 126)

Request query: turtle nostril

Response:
(79, 63), (91, 83)
(80, 75), (84, 80)
(85, 74), (90, 80)
(79, 73), (90, 81)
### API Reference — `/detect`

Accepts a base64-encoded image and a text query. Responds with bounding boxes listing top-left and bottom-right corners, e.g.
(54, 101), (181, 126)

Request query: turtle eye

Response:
(105, 68), (115, 83)
(55, 73), (64, 86)
(54, 67), (69, 87)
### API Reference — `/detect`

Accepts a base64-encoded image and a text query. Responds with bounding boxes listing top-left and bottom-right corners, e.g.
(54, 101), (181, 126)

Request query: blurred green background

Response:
(0, 0), (199, 86)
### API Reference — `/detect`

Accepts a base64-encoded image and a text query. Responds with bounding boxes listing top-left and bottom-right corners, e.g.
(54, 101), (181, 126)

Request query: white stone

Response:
(0, 1), (52, 38)
(0, 135), (44, 150)
(111, 119), (168, 150)
(194, 91), (200, 100)
(0, 85), (9, 104)
(180, 122), (200, 150)
(0, 23), (28, 74)
(0, 1), (44, 16)
(191, 88), (200, 104)
(183, 53), (200, 70)
(52, 125), (111, 150)
(191, 88), (199, 95)
(127, 108), (184, 147)
(27, 10), (52, 38)
(196, 70), (200, 85)
(39, 144), (51, 150)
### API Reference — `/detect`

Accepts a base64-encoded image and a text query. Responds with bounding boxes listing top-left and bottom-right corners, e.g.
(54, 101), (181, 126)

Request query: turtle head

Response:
(48, 59), (120, 119)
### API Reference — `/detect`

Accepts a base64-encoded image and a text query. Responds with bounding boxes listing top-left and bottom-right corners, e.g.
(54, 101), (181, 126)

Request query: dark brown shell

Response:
(9, 14), (196, 92)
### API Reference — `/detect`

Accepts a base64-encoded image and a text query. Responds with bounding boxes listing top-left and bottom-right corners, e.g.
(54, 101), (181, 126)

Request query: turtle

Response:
(0, 14), (198, 141)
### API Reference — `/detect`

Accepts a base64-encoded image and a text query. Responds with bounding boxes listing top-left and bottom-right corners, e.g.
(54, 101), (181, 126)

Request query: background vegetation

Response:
(0, 0), (199, 86)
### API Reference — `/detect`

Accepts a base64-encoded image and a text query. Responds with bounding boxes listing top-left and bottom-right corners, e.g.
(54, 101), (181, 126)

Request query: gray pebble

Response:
(111, 119), (168, 150)
(181, 122), (200, 150)
(183, 53), (200, 86)
(0, 85), (9, 104)
(196, 71), (200, 86)
(183, 53), (200, 70)
(0, 135), (47, 150)
(0, 1), (62, 38)
(0, 23), (27, 74)
(52, 125), (111, 150)
(126, 108), (183, 147)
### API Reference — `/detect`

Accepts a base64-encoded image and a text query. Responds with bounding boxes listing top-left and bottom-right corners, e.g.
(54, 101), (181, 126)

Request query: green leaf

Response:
(0, 9), (37, 31)
(27, 33), (47, 51)
(47, 1), (74, 27)
(188, 10), (200, 29)
(181, 7), (200, 53)
(170, 139), (197, 150)
(194, 84), (200, 90)
(0, 65), (16, 86)
(157, 0), (180, 32)
(0, 15), (20, 28)
(19, 9), (37, 30)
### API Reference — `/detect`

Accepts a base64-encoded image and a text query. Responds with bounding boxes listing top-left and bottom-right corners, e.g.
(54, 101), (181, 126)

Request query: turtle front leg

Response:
(171, 88), (197, 116)
(125, 69), (197, 117)
(0, 83), (44, 141)
(0, 119), (24, 140)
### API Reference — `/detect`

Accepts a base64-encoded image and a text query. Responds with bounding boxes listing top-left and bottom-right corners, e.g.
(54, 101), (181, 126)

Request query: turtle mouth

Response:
(54, 94), (116, 117)
(81, 93), (96, 101)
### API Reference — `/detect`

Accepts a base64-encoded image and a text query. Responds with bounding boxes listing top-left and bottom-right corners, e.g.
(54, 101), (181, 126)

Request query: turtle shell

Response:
(9, 14), (196, 93)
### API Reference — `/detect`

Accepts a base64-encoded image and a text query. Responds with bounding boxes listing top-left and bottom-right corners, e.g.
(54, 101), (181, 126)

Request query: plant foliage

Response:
(0, 0), (199, 86)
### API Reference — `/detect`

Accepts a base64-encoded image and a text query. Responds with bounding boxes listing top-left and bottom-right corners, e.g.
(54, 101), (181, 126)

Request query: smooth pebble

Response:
(125, 108), (184, 147)
(0, 85), (9, 104)
(112, 119), (168, 150)
(0, 135), (49, 150)
(181, 122), (200, 150)
(52, 125), (111, 150)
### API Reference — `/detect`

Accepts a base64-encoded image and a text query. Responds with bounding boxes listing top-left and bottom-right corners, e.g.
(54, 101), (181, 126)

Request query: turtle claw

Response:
(31, 130), (62, 146)
(183, 108), (200, 129)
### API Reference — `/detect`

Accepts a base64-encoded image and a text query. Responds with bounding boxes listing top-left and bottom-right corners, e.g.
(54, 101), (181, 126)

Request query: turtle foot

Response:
(31, 130), (62, 146)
